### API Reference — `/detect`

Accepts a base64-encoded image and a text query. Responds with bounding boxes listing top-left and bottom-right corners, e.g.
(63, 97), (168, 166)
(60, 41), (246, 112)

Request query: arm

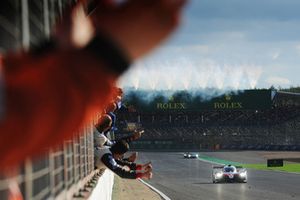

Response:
(101, 154), (140, 179)
(117, 130), (144, 144)
(115, 159), (142, 171)
(0, 45), (123, 168)
(105, 130), (142, 145)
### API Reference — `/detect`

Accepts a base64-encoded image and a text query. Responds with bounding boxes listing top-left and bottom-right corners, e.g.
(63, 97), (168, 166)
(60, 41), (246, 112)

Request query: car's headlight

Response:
(215, 172), (223, 178)
(239, 172), (247, 177)
(188, 155), (191, 157)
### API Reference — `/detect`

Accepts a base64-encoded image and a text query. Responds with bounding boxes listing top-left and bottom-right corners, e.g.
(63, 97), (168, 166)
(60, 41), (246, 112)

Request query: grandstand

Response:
(116, 89), (300, 151)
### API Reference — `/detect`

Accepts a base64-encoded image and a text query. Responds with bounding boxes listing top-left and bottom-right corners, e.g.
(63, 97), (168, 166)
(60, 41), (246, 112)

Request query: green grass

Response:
(244, 163), (300, 173)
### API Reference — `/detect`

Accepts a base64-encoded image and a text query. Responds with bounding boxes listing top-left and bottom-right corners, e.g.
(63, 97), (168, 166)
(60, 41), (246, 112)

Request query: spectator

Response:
(0, 0), (186, 168)
(112, 87), (124, 110)
(94, 114), (143, 147)
(94, 114), (113, 147)
(94, 140), (152, 179)
(105, 101), (118, 133)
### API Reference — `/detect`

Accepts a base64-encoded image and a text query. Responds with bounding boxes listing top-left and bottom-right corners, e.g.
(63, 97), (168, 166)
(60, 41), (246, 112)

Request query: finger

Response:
(143, 162), (150, 166)
(149, 172), (153, 179)
(146, 167), (152, 173)
(146, 165), (152, 171)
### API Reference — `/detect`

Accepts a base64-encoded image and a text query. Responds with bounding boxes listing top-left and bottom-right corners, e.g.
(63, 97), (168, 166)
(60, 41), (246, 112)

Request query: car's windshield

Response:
(224, 167), (235, 172)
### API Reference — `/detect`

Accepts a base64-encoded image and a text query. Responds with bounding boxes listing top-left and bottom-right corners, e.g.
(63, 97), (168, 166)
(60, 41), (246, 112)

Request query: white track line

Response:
(138, 178), (171, 200)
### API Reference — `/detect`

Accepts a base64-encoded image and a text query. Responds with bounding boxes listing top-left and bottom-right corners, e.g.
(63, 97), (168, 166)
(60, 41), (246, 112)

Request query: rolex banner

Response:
(124, 89), (273, 111)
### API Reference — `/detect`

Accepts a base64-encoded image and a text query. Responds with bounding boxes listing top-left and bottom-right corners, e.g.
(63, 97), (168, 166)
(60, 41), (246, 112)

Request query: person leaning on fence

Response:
(104, 101), (118, 132)
(0, 0), (187, 169)
(94, 114), (113, 147)
(94, 140), (152, 179)
(94, 114), (143, 146)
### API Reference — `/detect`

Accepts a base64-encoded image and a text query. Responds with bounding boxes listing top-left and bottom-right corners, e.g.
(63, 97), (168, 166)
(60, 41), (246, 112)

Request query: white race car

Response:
(212, 165), (247, 183)
(183, 152), (199, 159)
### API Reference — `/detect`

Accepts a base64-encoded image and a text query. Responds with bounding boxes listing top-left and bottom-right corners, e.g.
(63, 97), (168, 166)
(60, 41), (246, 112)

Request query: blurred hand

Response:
(142, 171), (153, 180)
(90, 0), (187, 60)
(54, 2), (95, 49)
(143, 162), (152, 172)
(132, 130), (144, 140)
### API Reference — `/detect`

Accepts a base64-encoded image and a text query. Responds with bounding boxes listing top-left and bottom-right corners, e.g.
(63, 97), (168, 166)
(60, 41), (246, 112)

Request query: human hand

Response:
(143, 162), (152, 172)
(53, 2), (95, 49)
(142, 171), (153, 180)
(90, 0), (187, 60)
(132, 130), (144, 140)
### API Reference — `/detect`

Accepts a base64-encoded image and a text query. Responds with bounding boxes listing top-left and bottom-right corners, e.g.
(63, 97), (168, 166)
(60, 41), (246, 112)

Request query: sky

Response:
(118, 0), (300, 91)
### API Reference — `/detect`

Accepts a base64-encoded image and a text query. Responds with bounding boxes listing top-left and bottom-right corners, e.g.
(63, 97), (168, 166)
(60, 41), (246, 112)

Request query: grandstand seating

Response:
(116, 92), (300, 151)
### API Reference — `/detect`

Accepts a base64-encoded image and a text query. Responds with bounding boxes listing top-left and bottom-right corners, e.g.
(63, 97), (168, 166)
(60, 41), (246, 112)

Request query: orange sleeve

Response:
(0, 50), (119, 169)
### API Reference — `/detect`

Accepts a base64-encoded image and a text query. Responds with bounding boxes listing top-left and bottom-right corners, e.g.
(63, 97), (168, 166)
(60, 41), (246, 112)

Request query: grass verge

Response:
(243, 163), (300, 173)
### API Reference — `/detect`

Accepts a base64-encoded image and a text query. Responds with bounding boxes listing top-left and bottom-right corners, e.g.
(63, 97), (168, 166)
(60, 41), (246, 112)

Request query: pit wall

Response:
(88, 170), (114, 200)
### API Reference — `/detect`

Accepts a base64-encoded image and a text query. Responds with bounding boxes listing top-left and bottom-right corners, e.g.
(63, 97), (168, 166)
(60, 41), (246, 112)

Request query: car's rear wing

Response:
(212, 165), (224, 169)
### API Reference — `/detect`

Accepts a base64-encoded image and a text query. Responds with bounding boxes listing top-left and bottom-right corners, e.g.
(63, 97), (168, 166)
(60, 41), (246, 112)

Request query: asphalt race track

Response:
(137, 151), (300, 200)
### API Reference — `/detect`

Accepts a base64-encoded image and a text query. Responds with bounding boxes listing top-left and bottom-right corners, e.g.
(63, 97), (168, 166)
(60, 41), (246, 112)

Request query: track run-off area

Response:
(137, 151), (300, 200)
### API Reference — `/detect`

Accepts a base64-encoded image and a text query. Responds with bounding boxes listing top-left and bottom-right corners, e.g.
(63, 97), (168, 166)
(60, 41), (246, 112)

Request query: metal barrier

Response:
(0, 123), (99, 200)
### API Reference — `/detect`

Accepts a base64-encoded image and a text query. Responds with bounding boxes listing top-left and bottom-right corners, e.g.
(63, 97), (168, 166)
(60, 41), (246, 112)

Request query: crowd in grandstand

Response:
(116, 90), (300, 150)
(117, 106), (300, 127)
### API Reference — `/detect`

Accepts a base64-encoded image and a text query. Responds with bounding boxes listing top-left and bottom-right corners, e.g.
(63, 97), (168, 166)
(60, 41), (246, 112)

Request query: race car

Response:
(183, 152), (199, 159)
(212, 164), (247, 183)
